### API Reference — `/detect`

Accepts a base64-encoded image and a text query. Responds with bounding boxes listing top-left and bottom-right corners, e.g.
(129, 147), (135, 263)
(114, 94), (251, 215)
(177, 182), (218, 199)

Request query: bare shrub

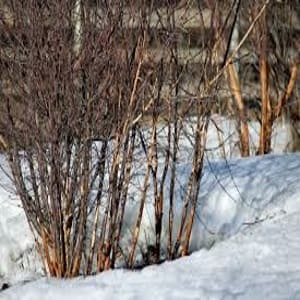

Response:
(0, 1), (219, 277)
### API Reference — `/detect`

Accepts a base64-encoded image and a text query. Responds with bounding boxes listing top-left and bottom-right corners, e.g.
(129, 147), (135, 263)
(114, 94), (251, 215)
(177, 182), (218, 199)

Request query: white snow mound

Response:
(0, 153), (300, 299)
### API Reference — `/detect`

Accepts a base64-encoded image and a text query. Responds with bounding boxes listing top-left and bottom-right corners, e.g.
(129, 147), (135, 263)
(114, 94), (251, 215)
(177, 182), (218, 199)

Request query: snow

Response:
(205, 115), (293, 158)
(2, 208), (300, 299)
(117, 117), (295, 259)
(1, 120), (300, 299)
(0, 157), (43, 285)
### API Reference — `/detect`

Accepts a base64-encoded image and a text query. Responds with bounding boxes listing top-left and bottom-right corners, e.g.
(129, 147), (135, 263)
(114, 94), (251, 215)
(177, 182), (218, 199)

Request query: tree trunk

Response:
(226, 63), (250, 157)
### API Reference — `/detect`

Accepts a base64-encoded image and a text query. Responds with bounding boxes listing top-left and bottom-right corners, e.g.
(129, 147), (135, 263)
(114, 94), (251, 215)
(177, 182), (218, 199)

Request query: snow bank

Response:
(1, 152), (300, 288)
(196, 153), (300, 246)
(2, 209), (300, 299)
(0, 158), (43, 285)
(0, 115), (299, 296)
(124, 153), (300, 255)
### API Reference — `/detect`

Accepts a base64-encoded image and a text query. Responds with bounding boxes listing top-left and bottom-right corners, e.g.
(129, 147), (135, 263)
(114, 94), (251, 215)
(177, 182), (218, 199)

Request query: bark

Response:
(226, 63), (250, 156)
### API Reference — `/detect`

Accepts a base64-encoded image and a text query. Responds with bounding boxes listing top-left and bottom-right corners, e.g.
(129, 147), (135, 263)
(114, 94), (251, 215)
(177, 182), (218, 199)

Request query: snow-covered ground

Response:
(1, 153), (300, 299)
(2, 208), (300, 300)
(0, 119), (300, 299)
(0, 157), (43, 285)
(205, 115), (294, 158)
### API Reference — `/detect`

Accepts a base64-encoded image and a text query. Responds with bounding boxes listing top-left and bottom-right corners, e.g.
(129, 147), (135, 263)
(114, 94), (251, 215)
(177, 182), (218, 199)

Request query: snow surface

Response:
(1, 152), (300, 299)
(0, 157), (42, 285)
(0, 118), (300, 299)
(2, 210), (300, 300)
(118, 117), (295, 259)
(205, 115), (294, 158)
